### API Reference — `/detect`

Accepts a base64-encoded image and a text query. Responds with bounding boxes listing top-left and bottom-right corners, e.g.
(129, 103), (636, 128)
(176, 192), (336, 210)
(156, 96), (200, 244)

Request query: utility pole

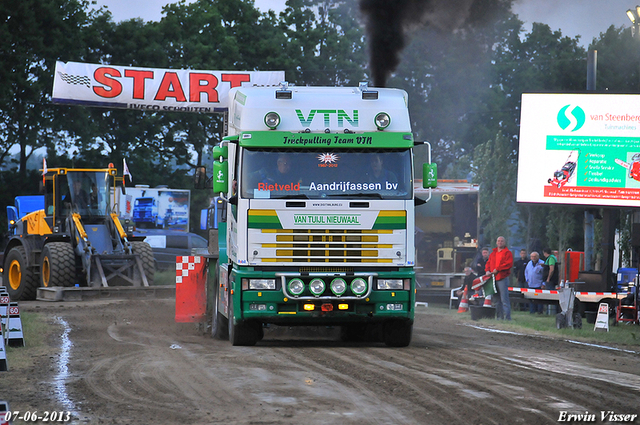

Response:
(584, 50), (596, 270)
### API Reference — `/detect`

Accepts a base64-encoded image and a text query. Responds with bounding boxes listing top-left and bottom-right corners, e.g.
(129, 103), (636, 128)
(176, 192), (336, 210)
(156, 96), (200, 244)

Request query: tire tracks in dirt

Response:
(269, 346), (411, 424)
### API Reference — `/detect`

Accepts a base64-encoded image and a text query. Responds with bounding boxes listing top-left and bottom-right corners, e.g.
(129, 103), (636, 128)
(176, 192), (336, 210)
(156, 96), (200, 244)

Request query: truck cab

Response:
(208, 84), (435, 346)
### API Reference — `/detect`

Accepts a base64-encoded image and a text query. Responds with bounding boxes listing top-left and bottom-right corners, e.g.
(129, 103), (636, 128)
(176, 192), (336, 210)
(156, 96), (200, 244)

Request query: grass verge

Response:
(4, 311), (57, 370)
(423, 304), (640, 349)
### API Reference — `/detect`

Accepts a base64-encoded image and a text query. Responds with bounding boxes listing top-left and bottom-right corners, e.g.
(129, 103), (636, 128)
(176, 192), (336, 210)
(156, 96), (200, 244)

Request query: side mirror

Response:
(212, 144), (229, 194)
(423, 163), (437, 189)
(194, 166), (207, 190)
(213, 160), (228, 194)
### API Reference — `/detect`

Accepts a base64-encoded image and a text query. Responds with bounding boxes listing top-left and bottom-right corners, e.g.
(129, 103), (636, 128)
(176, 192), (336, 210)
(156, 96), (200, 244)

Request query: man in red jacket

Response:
(485, 236), (514, 320)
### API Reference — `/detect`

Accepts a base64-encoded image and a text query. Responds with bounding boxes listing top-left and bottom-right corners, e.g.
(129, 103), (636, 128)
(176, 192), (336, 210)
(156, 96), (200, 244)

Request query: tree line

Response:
(1, 0), (638, 258)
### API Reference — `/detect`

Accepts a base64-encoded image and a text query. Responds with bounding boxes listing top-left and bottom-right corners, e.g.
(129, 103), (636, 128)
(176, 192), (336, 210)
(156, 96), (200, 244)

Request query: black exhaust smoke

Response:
(360, 0), (475, 87)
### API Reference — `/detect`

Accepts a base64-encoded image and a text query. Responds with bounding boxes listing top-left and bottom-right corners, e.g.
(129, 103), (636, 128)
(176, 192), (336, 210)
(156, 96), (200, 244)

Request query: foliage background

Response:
(1, 0), (639, 262)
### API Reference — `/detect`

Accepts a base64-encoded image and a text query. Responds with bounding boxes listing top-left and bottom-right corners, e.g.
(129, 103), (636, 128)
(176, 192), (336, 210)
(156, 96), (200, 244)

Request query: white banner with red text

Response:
(52, 61), (284, 113)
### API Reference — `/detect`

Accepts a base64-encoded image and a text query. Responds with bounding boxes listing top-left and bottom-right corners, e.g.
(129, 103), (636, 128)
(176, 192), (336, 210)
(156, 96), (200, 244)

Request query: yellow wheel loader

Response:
(2, 165), (154, 300)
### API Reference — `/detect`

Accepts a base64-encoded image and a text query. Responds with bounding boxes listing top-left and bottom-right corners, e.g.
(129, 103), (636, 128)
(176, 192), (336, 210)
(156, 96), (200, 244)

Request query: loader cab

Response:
(62, 171), (110, 218)
(43, 168), (115, 231)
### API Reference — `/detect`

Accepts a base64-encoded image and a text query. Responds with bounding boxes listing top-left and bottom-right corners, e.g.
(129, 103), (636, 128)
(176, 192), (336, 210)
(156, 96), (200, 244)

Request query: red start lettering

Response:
(93, 67), (122, 98)
(222, 73), (251, 88)
(154, 72), (187, 102)
(190, 73), (219, 102)
(124, 69), (154, 99)
(92, 69), (251, 102)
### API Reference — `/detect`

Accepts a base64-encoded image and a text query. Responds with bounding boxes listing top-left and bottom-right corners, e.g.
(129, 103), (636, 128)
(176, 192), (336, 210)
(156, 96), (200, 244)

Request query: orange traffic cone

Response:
(483, 294), (492, 307)
(457, 287), (469, 313)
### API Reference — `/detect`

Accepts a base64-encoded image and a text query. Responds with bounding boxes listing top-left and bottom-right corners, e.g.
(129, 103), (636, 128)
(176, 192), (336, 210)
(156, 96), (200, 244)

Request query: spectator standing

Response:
(474, 247), (490, 276)
(485, 236), (514, 320)
(513, 249), (528, 288)
(525, 251), (545, 314)
(542, 248), (559, 290)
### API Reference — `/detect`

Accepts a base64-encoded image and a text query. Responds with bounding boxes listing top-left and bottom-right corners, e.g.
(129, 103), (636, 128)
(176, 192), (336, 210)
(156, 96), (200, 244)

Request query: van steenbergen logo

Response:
(557, 104), (586, 132)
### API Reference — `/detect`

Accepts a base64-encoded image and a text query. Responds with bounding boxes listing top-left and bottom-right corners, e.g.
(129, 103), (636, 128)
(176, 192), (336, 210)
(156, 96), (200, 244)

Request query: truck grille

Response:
(247, 228), (406, 264)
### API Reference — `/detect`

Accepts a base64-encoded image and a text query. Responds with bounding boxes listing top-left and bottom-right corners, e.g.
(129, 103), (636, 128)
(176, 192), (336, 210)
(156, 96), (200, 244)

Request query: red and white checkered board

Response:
(176, 256), (202, 283)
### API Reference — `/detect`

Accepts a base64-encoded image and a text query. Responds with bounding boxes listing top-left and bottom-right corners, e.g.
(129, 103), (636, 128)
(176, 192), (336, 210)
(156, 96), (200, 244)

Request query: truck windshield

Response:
(63, 171), (110, 215)
(241, 149), (412, 200)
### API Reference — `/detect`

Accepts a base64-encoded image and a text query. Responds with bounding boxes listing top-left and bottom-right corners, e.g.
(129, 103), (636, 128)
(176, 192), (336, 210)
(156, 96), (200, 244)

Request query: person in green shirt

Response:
(542, 248), (558, 290)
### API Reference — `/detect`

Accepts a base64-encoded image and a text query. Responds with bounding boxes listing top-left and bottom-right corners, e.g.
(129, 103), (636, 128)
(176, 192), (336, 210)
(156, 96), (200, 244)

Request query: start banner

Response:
(52, 61), (284, 113)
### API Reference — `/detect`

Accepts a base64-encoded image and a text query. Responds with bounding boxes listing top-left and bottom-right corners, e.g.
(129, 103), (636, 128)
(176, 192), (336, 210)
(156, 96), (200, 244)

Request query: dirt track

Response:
(4, 299), (640, 425)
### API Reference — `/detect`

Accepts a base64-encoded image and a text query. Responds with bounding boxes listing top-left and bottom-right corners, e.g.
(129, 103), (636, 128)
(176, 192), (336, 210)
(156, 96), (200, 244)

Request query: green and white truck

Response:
(206, 83), (435, 346)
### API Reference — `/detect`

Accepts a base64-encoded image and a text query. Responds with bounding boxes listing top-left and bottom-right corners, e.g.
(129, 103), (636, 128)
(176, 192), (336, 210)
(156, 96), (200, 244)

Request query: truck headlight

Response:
(264, 112), (280, 129)
(288, 278), (304, 296)
(374, 112), (390, 130)
(351, 278), (367, 296)
(249, 279), (276, 290)
(309, 278), (325, 296)
(330, 278), (346, 296)
(377, 279), (404, 290)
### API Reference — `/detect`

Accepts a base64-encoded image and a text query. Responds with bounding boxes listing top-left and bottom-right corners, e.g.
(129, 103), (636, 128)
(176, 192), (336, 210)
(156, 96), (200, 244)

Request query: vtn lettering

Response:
(296, 109), (358, 127)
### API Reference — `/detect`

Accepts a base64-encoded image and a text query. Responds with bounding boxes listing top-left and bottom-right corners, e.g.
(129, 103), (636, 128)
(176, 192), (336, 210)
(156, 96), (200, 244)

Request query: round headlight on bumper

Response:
(330, 278), (347, 296)
(351, 278), (367, 296)
(288, 278), (304, 296)
(309, 278), (325, 296)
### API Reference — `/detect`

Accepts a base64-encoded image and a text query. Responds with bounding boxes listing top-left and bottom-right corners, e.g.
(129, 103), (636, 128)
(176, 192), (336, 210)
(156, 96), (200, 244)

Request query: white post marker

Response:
(594, 302), (609, 332)
(0, 294), (9, 329)
(0, 319), (7, 371)
(7, 303), (24, 347)
(0, 400), (10, 424)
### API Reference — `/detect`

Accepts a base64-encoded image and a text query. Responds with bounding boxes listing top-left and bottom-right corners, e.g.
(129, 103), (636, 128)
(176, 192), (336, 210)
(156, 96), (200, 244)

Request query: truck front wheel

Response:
(4, 246), (38, 301)
(228, 297), (258, 346)
(383, 320), (413, 347)
(212, 281), (229, 340)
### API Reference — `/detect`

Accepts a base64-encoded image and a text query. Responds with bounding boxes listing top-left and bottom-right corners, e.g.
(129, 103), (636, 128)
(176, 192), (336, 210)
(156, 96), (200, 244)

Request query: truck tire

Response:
(4, 246), (38, 301)
(572, 313), (583, 329)
(228, 297), (258, 346)
(383, 320), (413, 347)
(556, 313), (567, 329)
(131, 241), (155, 286)
(212, 280), (229, 340)
(40, 243), (78, 288)
(340, 324), (366, 342)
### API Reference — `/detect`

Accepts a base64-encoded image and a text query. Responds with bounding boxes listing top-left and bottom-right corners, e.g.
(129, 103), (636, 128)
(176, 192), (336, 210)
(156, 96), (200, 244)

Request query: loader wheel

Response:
(41, 243), (78, 288)
(4, 246), (38, 301)
(131, 241), (155, 286)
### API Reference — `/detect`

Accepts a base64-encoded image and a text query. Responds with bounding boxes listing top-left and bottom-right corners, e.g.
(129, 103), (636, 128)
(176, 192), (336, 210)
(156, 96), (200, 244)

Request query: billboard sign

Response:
(517, 93), (640, 207)
(52, 61), (284, 112)
(122, 187), (191, 232)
